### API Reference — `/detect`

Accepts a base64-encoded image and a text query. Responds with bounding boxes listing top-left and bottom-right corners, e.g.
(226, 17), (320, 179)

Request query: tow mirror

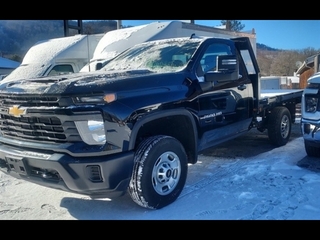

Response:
(204, 55), (239, 82)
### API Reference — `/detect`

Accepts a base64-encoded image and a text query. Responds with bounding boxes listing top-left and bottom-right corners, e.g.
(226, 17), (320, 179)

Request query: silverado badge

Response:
(9, 105), (25, 117)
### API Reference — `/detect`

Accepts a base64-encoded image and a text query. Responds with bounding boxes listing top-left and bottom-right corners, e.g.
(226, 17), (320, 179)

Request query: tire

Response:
(267, 107), (291, 147)
(128, 135), (188, 209)
(304, 140), (320, 157)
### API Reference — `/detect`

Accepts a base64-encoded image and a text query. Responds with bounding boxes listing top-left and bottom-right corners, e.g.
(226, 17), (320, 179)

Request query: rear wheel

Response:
(267, 107), (291, 146)
(128, 135), (188, 209)
(304, 140), (320, 157)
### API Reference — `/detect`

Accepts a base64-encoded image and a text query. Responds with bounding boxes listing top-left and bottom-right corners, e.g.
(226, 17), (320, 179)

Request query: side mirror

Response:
(204, 55), (239, 83)
(216, 54), (237, 72)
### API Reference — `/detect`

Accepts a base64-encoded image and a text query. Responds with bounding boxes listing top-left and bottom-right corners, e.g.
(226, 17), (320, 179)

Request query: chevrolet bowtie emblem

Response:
(9, 105), (25, 117)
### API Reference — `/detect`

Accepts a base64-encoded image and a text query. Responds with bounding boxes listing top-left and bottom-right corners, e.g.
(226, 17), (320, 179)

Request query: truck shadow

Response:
(297, 156), (320, 173)
(59, 194), (150, 220)
(200, 123), (302, 159)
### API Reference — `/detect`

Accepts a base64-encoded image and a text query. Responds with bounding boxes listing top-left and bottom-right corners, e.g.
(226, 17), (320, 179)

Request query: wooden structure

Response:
(296, 53), (320, 88)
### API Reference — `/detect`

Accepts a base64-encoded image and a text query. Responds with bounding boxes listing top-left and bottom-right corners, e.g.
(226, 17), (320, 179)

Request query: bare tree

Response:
(298, 47), (319, 59)
(257, 47), (320, 77)
(257, 51), (273, 76)
(221, 20), (245, 31)
(270, 50), (302, 76)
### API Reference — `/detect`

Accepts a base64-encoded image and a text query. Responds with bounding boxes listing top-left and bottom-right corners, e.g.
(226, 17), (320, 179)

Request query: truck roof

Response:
(81, 21), (185, 72)
(23, 34), (102, 64)
(3, 34), (103, 82)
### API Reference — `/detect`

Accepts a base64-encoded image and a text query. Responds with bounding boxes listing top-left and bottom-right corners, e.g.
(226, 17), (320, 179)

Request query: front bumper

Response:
(0, 143), (134, 198)
(301, 119), (320, 144)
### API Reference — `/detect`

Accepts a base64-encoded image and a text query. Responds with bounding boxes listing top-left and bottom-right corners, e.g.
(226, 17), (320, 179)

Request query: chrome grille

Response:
(0, 95), (81, 143)
(0, 95), (60, 107)
(0, 114), (81, 143)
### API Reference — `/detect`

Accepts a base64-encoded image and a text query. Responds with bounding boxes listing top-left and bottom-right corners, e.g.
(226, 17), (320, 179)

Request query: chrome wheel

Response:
(152, 151), (181, 195)
(280, 114), (290, 139)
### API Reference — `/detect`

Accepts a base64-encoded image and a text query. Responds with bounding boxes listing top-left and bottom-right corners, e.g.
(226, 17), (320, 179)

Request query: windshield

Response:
(100, 38), (202, 73)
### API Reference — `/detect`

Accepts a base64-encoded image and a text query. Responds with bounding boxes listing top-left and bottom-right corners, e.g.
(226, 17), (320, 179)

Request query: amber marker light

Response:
(103, 93), (117, 103)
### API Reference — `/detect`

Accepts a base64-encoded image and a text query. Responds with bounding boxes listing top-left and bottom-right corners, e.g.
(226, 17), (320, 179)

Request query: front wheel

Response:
(267, 107), (291, 147)
(128, 135), (188, 209)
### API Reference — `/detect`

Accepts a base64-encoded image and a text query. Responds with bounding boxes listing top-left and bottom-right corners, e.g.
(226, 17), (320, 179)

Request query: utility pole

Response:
(117, 20), (122, 29)
(63, 20), (83, 36)
(226, 20), (231, 30)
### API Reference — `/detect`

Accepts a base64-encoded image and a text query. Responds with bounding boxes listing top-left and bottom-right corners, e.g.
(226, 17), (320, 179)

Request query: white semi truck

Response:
(80, 20), (256, 72)
(2, 34), (103, 82)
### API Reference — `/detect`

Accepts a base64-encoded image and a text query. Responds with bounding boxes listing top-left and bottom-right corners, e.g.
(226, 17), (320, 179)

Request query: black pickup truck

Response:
(0, 36), (303, 209)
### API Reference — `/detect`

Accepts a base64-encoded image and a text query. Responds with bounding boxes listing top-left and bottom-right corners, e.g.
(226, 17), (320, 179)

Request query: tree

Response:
(269, 50), (302, 76)
(4, 54), (22, 63)
(257, 51), (273, 76)
(221, 20), (245, 31)
(298, 47), (319, 60)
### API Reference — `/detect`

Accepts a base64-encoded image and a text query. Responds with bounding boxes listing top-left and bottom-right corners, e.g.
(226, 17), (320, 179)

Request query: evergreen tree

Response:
(221, 20), (245, 31)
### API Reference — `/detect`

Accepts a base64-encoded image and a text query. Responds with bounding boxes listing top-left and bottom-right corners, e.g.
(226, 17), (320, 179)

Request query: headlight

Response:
(75, 120), (106, 145)
(75, 96), (105, 103)
(305, 97), (318, 113)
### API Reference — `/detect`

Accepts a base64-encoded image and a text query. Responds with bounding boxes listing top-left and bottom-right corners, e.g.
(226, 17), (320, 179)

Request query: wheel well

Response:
(135, 115), (197, 164)
(287, 103), (298, 123)
(268, 105), (296, 123)
(256, 104), (296, 131)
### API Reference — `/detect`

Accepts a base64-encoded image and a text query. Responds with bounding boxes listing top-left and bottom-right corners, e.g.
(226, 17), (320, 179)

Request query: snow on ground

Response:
(0, 123), (320, 220)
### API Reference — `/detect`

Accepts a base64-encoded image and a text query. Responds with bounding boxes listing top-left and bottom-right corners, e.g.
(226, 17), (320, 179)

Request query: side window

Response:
(239, 49), (256, 75)
(48, 65), (74, 76)
(200, 43), (232, 74)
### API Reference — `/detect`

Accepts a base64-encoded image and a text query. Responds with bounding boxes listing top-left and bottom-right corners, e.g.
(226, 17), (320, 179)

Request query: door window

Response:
(200, 43), (232, 74)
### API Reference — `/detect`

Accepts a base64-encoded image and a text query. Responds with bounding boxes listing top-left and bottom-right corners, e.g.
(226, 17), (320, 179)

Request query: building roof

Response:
(0, 57), (20, 69)
(296, 53), (320, 75)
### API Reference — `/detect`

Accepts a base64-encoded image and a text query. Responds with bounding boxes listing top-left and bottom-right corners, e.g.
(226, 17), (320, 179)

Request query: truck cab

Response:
(194, 37), (257, 150)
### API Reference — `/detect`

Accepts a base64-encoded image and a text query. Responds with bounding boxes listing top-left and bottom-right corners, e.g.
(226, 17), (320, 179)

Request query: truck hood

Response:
(0, 69), (183, 95)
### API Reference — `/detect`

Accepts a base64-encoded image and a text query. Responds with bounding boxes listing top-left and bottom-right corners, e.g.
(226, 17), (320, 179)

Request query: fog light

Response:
(86, 165), (103, 182)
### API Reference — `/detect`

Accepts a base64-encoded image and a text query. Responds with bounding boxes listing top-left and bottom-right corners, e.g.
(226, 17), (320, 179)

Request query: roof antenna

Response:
(190, 33), (196, 39)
